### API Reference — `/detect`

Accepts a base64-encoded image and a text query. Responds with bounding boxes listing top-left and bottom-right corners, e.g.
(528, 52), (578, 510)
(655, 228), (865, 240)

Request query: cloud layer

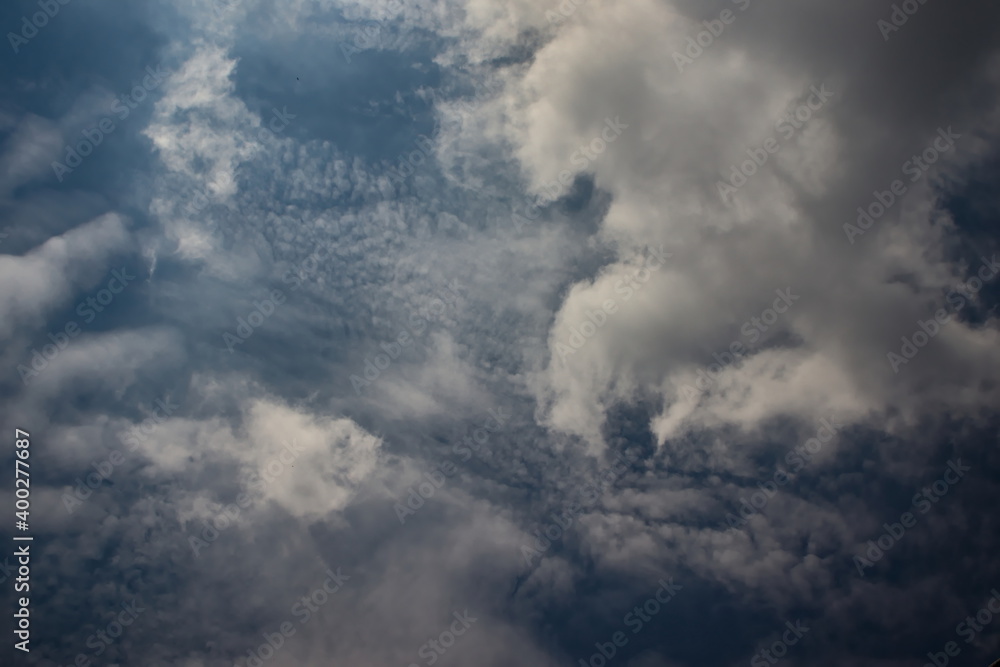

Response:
(2, 0), (1000, 665)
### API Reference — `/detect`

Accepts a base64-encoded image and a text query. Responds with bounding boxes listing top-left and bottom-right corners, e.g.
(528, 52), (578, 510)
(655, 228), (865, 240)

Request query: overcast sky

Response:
(2, 0), (1000, 665)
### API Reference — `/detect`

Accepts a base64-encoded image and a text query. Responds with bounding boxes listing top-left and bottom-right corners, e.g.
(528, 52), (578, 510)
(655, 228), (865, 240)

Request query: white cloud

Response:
(0, 213), (131, 339)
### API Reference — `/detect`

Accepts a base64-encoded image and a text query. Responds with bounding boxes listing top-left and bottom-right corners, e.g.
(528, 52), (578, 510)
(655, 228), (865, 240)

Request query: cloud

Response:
(5, 0), (1000, 665)
(0, 213), (130, 339)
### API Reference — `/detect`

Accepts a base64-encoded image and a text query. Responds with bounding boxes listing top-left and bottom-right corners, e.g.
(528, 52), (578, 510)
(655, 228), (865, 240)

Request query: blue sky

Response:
(2, 0), (1000, 666)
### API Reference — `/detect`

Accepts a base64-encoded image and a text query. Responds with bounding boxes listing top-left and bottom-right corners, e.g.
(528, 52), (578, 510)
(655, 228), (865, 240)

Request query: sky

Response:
(1, 0), (1000, 666)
